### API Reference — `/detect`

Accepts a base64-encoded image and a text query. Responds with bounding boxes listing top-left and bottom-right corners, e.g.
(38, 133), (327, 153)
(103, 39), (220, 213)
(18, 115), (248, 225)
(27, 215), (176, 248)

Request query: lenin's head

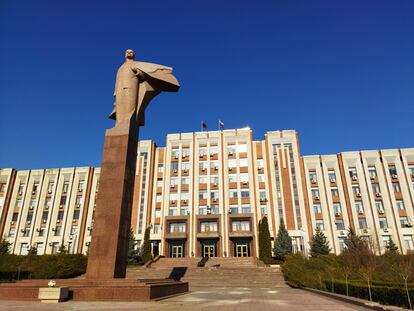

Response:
(125, 49), (135, 60)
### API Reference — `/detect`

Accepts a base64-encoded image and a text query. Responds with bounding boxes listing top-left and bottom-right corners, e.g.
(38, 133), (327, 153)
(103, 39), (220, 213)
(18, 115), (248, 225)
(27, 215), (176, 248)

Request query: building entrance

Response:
(169, 240), (185, 258)
(233, 239), (251, 257)
(200, 239), (217, 257)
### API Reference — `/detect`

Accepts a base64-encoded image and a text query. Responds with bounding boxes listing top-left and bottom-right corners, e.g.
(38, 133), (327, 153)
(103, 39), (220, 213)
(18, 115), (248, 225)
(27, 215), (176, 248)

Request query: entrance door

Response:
(203, 244), (215, 257)
(171, 245), (183, 258)
(235, 243), (249, 257)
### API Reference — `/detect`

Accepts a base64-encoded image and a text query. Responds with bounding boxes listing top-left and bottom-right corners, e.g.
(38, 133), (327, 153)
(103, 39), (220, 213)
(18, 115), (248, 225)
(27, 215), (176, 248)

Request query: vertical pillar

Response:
(86, 121), (138, 279)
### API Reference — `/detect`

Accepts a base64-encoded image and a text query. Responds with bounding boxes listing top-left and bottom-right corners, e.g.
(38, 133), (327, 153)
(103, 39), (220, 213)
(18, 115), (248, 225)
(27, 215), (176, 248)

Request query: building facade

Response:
(1, 129), (413, 257)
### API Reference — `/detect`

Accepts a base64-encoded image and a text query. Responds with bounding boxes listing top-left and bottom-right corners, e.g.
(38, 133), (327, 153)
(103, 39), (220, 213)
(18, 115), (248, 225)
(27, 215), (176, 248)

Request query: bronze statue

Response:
(110, 49), (179, 126)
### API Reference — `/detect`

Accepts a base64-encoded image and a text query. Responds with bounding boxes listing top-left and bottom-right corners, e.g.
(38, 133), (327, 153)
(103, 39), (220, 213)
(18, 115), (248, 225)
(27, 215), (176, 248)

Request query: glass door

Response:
(203, 244), (215, 257)
(171, 245), (183, 258)
(236, 244), (248, 257)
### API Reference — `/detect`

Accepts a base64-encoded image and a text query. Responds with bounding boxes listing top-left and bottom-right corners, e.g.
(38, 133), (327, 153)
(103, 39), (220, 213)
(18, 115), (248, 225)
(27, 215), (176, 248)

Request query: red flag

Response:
(201, 121), (207, 130)
(218, 120), (224, 129)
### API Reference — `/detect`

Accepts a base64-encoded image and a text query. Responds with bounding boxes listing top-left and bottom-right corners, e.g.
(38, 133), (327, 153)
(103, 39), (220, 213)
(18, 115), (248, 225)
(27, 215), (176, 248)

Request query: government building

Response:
(0, 128), (413, 258)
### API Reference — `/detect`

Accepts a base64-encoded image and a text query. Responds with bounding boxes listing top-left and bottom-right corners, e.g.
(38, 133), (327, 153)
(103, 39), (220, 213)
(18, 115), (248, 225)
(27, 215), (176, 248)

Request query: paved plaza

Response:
(0, 287), (372, 311)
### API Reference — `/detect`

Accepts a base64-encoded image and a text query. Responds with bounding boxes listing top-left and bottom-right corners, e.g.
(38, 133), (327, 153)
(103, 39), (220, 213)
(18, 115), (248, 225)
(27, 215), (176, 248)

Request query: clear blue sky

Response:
(0, 1), (413, 170)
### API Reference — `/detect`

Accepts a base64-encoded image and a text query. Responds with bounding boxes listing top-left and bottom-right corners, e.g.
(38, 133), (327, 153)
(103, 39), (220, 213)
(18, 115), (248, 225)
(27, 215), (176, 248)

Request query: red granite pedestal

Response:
(86, 121), (139, 279)
(0, 279), (188, 301)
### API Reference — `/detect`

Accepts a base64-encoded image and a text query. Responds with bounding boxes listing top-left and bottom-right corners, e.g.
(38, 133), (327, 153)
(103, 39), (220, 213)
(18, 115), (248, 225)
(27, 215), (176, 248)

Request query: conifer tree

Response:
(127, 228), (140, 263)
(0, 237), (11, 255)
(142, 226), (152, 263)
(309, 227), (331, 257)
(385, 236), (399, 254)
(258, 216), (272, 263)
(273, 218), (292, 260)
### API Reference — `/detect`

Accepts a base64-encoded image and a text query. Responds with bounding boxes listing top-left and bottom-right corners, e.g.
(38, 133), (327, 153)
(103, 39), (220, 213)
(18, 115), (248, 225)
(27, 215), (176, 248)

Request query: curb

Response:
(301, 287), (407, 311)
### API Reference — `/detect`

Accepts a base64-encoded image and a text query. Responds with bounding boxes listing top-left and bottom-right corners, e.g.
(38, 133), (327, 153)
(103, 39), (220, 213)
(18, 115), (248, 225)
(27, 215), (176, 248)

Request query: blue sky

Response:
(0, 1), (413, 170)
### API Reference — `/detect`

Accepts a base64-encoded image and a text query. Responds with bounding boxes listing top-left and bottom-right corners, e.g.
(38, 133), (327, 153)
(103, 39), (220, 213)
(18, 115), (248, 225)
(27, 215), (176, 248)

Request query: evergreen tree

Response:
(258, 216), (272, 263)
(273, 218), (292, 260)
(58, 240), (69, 254)
(127, 228), (141, 263)
(344, 227), (367, 252)
(142, 226), (152, 263)
(27, 245), (38, 255)
(385, 236), (399, 254)
(309, 227), (331, 257)
(0, 237), (11, 255)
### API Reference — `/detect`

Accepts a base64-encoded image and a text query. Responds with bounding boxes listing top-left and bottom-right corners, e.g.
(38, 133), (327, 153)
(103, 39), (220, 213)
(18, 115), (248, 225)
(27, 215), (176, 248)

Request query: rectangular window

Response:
(60, 196), (67, 206)
(393, 183), (401, 193)
(368, 167), (377, 179)
(396, 200), (405, 210)
(170, 177), (179, 186)
(240, 190), (250, 198)
(232, 220), (250, 231)
(313, 204), (322, 213)
(311, 189), (319, 198)
(237, 144), (247, 153)
(18, 184), (24, 195)
(228, 174), (237, 183)
(336, 220), (345, 230)
(229, 190), (238, 198)
(258, 175), (266, 183)
(199, 147), (208, 156)
(199, 190), (208, 200)
(241, 204), (251, 213)
(328, 171), (336, 182)
(12, 212), (18, 221)
(47, 182), (54, 193)
(42, 211), (48, 221)
(400, 217), (410, 228)
(182, 162), (190, 170)
(372, 183), (381, 195)
(239, 159), (248, 167)
(333, 203), (342, 215)
(171, 149), (180, 158)
(180, 192), (189, 200)
(379, 217), (388, 229)
(58, 211), (64, 220)
(228, 160), (237, 168)
(45, 197), (51, 209)
(157, 164), (164, 173)
(62, 182), (69, 193)
(240, 173), (249, 183)
(199, 176), (208, 184)
(260, 205), (268, 215)
(349, 167), (358, 179)
(316, 220), (325, 231)
(200, 221), (217, 232)
(168, 208), (177, 216)
(29, 198), (36, 208)
(78, 181), (85, 192)
(8, 228), (16, 237)
(355, 201), (364, 214)
(331, 188), (339, 197)
(210, 191), (219, 200)
(375, 200), (385, 213)
(199, 161), (209, 170)
(210, 176), (219, 184)
(198, 206), (207, 215)
(409, 165), (414, 176)
(229, 205), (238, 214)
(358, 218), (368, 229)
(352, 185), (361, 195)
(210, 204), (219, 214)
(153, 224), (161, 234)
(170, 222), (186, 233)
(404, 235), (414, 250)
(181, 177), (190, 185)
(257, 159), (264, 168)
(171, 162), (179, 171)
(73, 210), (80, 220)
(0, 183), (6, 192)
(309, 172), (317, 183)
(169, 192), (178, 201)
(54, 226), (62, 236)
(389, 165), (397, 177)
(15, 199), (22, 208)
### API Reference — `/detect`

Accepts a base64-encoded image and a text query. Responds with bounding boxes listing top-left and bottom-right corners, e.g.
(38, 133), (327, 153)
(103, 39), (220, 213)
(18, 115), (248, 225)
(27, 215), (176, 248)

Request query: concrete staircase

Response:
(126, 257), (287, 288)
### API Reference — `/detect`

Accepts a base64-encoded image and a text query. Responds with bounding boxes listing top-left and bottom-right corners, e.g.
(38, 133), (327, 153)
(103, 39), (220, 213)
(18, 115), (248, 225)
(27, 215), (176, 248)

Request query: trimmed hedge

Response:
(0, 254), (87, 280)
(324, 280), (414, 309)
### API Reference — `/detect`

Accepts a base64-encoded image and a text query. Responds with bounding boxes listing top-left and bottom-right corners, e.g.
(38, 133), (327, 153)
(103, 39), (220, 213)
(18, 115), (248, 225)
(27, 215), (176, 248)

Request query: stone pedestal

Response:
(86, 121), (139, 279)
(38, 287), (69, 303)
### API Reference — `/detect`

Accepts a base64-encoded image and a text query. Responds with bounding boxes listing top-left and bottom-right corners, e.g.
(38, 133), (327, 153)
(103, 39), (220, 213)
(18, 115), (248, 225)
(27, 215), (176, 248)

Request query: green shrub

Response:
(0, 254), (87, 279)
(324, 280), (414, 309)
